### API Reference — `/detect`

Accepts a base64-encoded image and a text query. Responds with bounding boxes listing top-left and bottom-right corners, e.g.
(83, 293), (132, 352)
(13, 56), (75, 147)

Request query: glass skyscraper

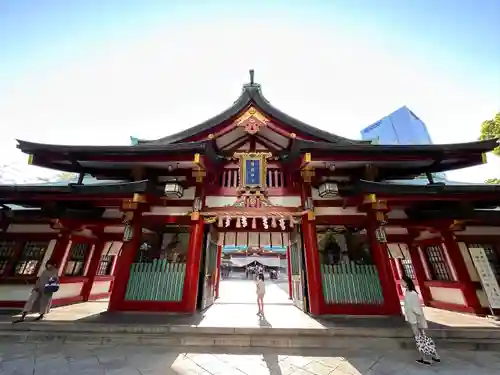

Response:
(361, 106), (446, 181)
(361, 106), (433, 145)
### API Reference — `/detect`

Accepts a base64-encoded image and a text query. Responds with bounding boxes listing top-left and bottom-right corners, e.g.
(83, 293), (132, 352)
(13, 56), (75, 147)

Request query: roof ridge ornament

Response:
(249, 69), (255, 85)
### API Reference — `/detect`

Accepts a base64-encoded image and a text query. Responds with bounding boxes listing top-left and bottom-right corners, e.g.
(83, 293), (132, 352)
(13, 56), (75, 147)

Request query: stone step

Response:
(2, 322), (500, 351)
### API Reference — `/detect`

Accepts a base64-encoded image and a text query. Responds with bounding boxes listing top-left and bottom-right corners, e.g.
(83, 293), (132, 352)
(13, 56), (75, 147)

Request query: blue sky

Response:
(0, 0), (499, 182)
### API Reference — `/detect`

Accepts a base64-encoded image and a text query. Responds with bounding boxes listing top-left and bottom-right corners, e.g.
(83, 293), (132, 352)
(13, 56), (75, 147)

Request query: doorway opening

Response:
(196, 226), (309, 313)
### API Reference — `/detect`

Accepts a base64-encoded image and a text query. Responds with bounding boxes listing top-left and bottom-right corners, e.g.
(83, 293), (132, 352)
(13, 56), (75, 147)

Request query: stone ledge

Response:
(3, 321), (500, 340)
(1, 329), (500, 351)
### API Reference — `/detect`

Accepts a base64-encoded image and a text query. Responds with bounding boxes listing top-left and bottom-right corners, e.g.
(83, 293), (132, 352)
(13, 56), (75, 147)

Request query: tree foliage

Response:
(486, 178), (500, 184)
(479, 112), (500, 183)
(479, 112), (500, 156)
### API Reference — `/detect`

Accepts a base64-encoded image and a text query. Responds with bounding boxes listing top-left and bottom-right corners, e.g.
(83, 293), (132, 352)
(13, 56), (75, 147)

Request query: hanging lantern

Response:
(164, 182), (184, 198)
(252, 217), (257, 229)
(318, 182), (338, 198)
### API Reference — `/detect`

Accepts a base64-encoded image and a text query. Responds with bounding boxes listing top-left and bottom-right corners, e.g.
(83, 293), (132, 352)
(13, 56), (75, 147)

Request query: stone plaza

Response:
(1, 279), (500, 374)
(1, 342), (500, 375)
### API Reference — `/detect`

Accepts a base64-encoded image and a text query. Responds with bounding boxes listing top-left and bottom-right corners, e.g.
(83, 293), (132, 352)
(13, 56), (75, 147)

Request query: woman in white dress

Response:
(256, 273), (266, 316)
(402, 276), (440, 366)
(13, 261), (59, 323)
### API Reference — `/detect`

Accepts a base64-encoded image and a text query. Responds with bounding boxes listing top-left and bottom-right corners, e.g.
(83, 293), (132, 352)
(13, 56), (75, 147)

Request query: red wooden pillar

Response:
(442, 232), (482, 313)
(366, 213), (401, 315)
(182, 217), (205, 313)
(408, 243), (432, 306)
(81, 239), (106, 302)
(300, 182), (323, 316)
(108, 219), (141, 312)
(286, 244), (293, 299)
(215, 244), (223, 299)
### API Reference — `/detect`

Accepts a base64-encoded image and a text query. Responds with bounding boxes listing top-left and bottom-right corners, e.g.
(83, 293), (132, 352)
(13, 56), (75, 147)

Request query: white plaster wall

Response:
(90, 280), (112, 295)
(387, 209), (408, 219)
(7, 224), (58, 233)
(205, 196), (237, 207)
(54, 282), (84, 299)
(268, 196), (301, 207)
(457, 226), (499, 236)
(103, 209), (122, 218)
(385, 227), (408, 235)
(38, 239), (56, 277)
(314, 207), (366, 216)
(429, 286), (466, 306)
(0, 285), (33, 301)
(143, 206), (190, 216)
(458, 242), (480, 282)
(0, 282), (83, 302)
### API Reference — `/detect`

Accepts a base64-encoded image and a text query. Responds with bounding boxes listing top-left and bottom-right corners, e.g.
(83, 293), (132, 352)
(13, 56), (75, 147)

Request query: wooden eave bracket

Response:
(300, 152), (312, 170)
(192, 153), (206, 182)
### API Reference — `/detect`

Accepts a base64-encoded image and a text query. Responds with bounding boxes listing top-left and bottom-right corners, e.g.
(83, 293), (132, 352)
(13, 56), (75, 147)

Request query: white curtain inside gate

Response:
(230, 256), (281, 267)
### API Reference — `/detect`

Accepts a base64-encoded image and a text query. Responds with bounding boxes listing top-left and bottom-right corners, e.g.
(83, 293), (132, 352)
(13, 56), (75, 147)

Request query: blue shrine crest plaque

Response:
(234, 152), (272, 190)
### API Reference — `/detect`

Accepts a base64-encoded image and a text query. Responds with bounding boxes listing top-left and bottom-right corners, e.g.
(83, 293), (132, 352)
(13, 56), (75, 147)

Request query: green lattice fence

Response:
(321, 263), (384, 305)
(125, 260), (186, 301)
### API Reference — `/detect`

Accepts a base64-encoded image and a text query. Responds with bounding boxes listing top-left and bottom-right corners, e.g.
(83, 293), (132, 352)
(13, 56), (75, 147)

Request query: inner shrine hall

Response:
(1, 71), (500, 317)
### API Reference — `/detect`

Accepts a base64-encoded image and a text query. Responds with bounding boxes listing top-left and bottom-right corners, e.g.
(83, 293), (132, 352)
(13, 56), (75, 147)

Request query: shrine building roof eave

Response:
(292, 138), (499, 155)
(16, 139), (221, 175)
(0, 179), (151, 197)
(16, 139), (209, 156)
(285, 138), (497, 176)
(144, 83), (367, 146)
(340, 179), (500, 199)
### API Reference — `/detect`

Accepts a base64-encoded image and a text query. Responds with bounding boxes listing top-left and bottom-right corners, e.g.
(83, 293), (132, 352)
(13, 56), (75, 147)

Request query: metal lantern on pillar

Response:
(164, 182), (184, 198)
(375, 226), (387, 243)
(123, 222), (134, 242)
(317, 182), (339, 198)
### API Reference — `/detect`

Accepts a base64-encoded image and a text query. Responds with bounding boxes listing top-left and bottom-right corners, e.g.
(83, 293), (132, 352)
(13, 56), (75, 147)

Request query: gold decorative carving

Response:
(233, 152), (272, 190)
(132, 193), (147, 203)
(122, 200), (138, 211)
(234, 106), (269, 134)
(192, 169), (206, 183)
(300, 169), (315, 183)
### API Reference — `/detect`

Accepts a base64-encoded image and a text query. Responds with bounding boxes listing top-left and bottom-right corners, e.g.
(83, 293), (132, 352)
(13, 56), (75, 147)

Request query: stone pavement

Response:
(2, 278), (499, 331)
(1, 342), (499, 375)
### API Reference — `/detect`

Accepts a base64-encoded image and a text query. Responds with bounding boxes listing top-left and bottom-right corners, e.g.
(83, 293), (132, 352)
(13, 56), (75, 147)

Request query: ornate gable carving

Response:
(234, 106), (269, 134)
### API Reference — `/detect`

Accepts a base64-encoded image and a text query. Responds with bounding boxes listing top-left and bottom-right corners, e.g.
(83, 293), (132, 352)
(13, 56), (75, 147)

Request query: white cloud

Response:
(0, 17), (498, 182)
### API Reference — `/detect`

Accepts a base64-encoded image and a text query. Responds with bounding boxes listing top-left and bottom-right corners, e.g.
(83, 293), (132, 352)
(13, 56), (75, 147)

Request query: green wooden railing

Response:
(125, 260), (186, 301)
(321, 263), (384, 305)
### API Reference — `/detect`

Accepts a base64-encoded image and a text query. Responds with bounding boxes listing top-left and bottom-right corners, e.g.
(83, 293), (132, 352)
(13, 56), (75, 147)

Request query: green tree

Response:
(479, 112), (500, 183)
(479, 112), (500, 155)
(486, 178), (500, 184)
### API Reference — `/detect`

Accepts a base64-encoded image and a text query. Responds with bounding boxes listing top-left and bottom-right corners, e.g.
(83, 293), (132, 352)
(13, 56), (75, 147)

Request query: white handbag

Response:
(415, 332), (437, 357)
